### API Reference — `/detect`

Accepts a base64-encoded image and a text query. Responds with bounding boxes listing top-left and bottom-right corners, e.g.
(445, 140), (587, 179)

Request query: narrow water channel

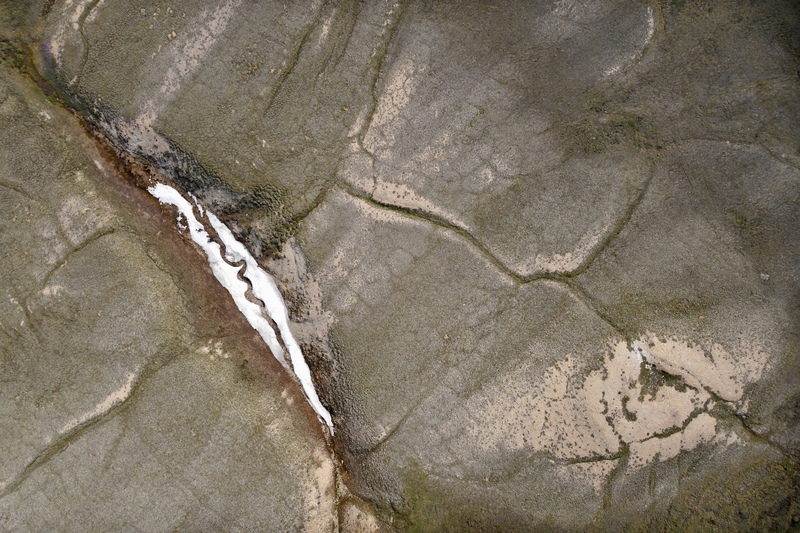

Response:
(148, 182), (334, 432)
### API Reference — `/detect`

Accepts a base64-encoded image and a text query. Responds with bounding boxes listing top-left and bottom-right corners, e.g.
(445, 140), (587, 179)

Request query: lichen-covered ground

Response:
(1, 1), (799, 531)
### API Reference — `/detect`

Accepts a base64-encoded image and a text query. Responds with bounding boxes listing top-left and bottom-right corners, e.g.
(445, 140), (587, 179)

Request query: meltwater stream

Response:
(148, 183), (334, 432)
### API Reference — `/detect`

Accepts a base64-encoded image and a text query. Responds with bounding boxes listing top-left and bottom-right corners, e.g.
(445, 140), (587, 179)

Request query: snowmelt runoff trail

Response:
(148, 182), (334, 432)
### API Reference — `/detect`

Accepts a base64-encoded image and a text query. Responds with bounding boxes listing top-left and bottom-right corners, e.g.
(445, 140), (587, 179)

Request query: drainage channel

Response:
(148, 182), (334, 433)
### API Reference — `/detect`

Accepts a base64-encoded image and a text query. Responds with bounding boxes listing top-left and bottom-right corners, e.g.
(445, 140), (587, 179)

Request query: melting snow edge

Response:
(148, 183), (334, 431)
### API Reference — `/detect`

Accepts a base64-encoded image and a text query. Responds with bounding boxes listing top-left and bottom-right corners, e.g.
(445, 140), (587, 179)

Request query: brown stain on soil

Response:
(1, 37), (331, 441)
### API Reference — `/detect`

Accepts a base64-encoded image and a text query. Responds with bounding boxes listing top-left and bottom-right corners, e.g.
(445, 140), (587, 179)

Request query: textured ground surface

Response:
(0, 29), (336, 532)
(2, 0), (799, 531)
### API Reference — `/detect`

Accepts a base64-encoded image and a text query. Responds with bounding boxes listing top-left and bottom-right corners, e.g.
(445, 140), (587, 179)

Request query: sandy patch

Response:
(302, 445), (337, 533)
(633, 332), (770, 404)
(464, 331), (764, 475)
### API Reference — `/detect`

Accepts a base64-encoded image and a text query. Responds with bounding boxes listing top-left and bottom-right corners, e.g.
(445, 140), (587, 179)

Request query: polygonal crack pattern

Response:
(15, 0), (800, 530)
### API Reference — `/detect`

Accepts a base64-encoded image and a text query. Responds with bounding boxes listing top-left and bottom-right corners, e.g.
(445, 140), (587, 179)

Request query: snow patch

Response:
(148, 182), (287, 367)
(148, 183), (333, 431)
(207, 212), (333, 430)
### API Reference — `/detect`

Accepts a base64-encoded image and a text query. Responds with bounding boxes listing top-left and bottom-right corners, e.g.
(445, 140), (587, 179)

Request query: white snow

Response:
(207, 211), (334, 430)
(148, 183), (334, 431)
(148, 183), (287, 368)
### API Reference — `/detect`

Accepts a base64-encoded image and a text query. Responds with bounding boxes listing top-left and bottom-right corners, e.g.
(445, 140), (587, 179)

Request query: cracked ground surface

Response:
(2, 0), (800, 531)
(0, 49), (336, 531)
